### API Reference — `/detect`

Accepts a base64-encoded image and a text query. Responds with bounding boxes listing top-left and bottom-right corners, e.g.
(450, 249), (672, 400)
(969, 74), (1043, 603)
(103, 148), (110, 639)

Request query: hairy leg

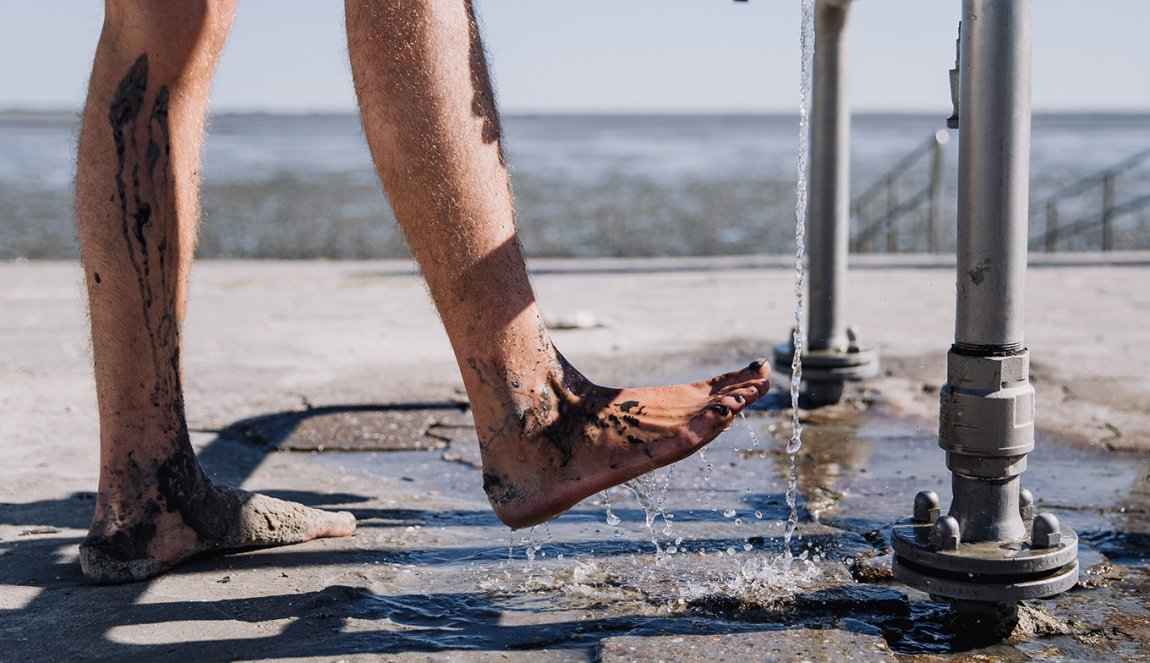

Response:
(77, 1), (353, 584)
(345, 0), (769, 528)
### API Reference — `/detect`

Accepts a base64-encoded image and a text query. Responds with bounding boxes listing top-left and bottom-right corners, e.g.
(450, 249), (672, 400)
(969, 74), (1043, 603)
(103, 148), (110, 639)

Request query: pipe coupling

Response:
(939, 350), (1035, 479)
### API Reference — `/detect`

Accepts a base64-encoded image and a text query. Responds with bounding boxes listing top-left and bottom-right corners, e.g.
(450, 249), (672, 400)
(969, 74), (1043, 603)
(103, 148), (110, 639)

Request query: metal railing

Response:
(1031, 147), (1150, 252)
(851, 130), (950, 253)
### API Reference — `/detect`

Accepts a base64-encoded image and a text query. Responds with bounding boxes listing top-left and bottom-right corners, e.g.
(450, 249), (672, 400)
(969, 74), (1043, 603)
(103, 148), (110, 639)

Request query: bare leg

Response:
(345, 0), (770, 529)
(77, 1), (354, 584)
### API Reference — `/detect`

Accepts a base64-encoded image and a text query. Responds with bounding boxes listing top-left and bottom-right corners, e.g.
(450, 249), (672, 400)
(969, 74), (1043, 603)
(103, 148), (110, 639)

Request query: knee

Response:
(102, 0), (236, 58)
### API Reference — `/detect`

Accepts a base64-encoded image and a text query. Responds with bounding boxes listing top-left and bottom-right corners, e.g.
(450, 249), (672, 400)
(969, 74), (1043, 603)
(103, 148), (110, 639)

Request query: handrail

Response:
(1032, 147), (1150, 252)
(853, 187), (931, 249)
(851, 130), (949, 253)
(1043, 147), (1150, 203)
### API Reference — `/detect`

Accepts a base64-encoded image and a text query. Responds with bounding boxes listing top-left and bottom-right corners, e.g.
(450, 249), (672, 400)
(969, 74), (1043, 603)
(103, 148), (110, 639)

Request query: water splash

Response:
(523, 526), (542, 565)
(738, 411), (762, 449)
(696, 446), (715, 510)
(624, 468), (676, 565)
(602, 491), (621, 527)
(785, 0), (817, 564)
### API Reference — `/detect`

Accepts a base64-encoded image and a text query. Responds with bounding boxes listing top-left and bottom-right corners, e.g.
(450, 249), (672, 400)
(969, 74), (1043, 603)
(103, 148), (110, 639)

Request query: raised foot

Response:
(80, 485), (356, 585)
(479, 358), (771, 529)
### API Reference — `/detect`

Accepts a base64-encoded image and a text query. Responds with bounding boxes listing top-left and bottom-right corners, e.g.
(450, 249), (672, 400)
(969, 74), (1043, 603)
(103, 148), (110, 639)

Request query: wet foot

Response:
(472, 357), (771, 529)
(80, 463), (356, 584)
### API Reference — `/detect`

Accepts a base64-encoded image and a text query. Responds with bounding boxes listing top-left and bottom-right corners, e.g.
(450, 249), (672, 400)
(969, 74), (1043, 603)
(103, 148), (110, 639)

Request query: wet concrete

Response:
(598, 629), (896, 661)
(4, 258), (1150, 660)
(4, 386), (1149, 660)
(270, 392), (1150, 660)
(223, 402), (472, 452)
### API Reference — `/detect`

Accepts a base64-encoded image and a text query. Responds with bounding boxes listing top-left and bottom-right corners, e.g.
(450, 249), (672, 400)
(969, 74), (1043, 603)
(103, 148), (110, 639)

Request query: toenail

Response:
(747, 358), (767, 370)
(712, 404), (731, 416)
(733, 394), (744, 403)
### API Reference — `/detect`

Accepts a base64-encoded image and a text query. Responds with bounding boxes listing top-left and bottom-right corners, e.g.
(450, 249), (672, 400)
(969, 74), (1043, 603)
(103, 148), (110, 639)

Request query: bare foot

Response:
(80, 452), (355, 585)
(471, 356), (771, 528)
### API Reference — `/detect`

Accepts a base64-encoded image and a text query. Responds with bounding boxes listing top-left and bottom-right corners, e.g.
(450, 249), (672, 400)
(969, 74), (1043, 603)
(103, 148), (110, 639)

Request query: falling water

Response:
(784, 0), (816, 563)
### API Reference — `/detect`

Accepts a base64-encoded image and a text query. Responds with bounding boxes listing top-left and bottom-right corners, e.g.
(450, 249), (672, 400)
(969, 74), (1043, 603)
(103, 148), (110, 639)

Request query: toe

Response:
(714, 377), (771, 404)
(707, 359), (771, 393)
(716, 385), (761, 413)
(321, 510), (357, 538)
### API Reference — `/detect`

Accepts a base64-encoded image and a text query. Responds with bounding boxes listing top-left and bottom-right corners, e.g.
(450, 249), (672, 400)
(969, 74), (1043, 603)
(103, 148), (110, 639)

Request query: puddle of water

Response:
(306, 398), (1150, 657)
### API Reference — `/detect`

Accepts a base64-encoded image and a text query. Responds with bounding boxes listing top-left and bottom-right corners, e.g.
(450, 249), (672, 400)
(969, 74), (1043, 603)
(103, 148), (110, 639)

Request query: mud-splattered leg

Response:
(76, 1), (353, 584)
(345, 0), (771, 529)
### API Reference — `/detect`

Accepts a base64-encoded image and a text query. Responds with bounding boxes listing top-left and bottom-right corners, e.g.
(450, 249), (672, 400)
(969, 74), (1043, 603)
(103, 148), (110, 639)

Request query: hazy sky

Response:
(1, 1), (1146, 114)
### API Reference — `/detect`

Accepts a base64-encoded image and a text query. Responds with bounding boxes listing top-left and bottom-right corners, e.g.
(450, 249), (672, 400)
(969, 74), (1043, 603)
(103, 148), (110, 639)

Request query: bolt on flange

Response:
(891, 485), (1079, 604)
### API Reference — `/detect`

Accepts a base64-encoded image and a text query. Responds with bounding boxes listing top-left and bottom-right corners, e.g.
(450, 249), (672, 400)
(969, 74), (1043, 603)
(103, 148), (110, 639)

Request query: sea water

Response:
(5, 112), (1150, 260)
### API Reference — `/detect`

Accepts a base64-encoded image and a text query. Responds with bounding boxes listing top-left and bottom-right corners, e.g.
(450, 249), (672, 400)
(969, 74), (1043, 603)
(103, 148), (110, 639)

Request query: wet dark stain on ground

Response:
(222, 403), (469, 452)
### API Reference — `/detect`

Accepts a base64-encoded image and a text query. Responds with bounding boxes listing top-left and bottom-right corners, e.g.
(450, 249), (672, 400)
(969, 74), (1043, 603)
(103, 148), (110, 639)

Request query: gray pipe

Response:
(807, 0), (851, 352)
(954, 0), (1032, 351)
(944, 0), (1034, 544)
(893, 0), (1077, 607)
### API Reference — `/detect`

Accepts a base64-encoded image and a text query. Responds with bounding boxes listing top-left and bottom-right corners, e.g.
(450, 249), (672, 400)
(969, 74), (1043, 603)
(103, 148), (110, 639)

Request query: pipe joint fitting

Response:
(939, 350), (1035, 464)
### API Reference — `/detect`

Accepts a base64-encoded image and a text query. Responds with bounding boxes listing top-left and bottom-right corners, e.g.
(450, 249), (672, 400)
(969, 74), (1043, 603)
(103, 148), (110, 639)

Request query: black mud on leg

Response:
(156, 451), (239, 544)
(483, 470), (523, 508)
(81, 501), (160, 564)
(107, 54), (188, 443)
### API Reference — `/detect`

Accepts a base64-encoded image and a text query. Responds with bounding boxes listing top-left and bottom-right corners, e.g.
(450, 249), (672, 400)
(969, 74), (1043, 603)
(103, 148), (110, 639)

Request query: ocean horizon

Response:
(3, 111), (1149, 260)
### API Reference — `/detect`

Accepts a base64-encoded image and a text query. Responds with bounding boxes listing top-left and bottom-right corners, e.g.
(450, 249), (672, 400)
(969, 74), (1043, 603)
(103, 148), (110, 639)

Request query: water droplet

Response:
(723, 508), (736, 518)
(739, 411), (762, 448)
(754, 511), (763, 519)
(743, 543), (753, 551)
(604, 494), (621, 526)
(726, 546), (737, 556)
(734, 518), (743, 525)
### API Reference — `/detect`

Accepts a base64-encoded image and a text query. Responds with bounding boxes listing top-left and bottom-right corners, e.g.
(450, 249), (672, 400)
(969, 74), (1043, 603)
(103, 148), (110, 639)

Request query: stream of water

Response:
(783, 0), (816, 563)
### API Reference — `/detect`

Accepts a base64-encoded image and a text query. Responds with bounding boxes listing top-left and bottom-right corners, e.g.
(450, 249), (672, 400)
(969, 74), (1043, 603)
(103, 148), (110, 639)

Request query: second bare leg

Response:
(77, 1), (354, 584)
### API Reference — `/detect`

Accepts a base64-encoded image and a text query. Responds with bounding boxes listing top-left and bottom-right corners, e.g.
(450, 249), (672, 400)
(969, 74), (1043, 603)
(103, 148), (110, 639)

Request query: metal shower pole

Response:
(774, 0), (878, 408)
(892, 0), (1078, 613)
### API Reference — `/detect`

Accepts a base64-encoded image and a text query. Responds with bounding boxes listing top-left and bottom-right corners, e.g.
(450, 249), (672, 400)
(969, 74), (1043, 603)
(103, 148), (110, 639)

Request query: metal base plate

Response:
(891, 518), (1078, 576)
(771, 343), (879, 382)
(891, 518), (1079, 603)
(893, 556), (1079, 603)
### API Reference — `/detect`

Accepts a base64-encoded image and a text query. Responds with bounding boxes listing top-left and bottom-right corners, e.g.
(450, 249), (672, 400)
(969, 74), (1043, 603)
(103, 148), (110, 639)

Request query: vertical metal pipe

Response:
(1102, 173), (1115, 251)
(894, 0), (1078, 605)
(1046, 201), (1059, 252)
(928, 132), (946, 254)
(954, 0), (1032, 351)
(775, 0), (875, 407)
(943, 0), (1034, 544)
(858, 206), (870, 253)
(806, 0), (851, 352)
(886, 176), (899, 253)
